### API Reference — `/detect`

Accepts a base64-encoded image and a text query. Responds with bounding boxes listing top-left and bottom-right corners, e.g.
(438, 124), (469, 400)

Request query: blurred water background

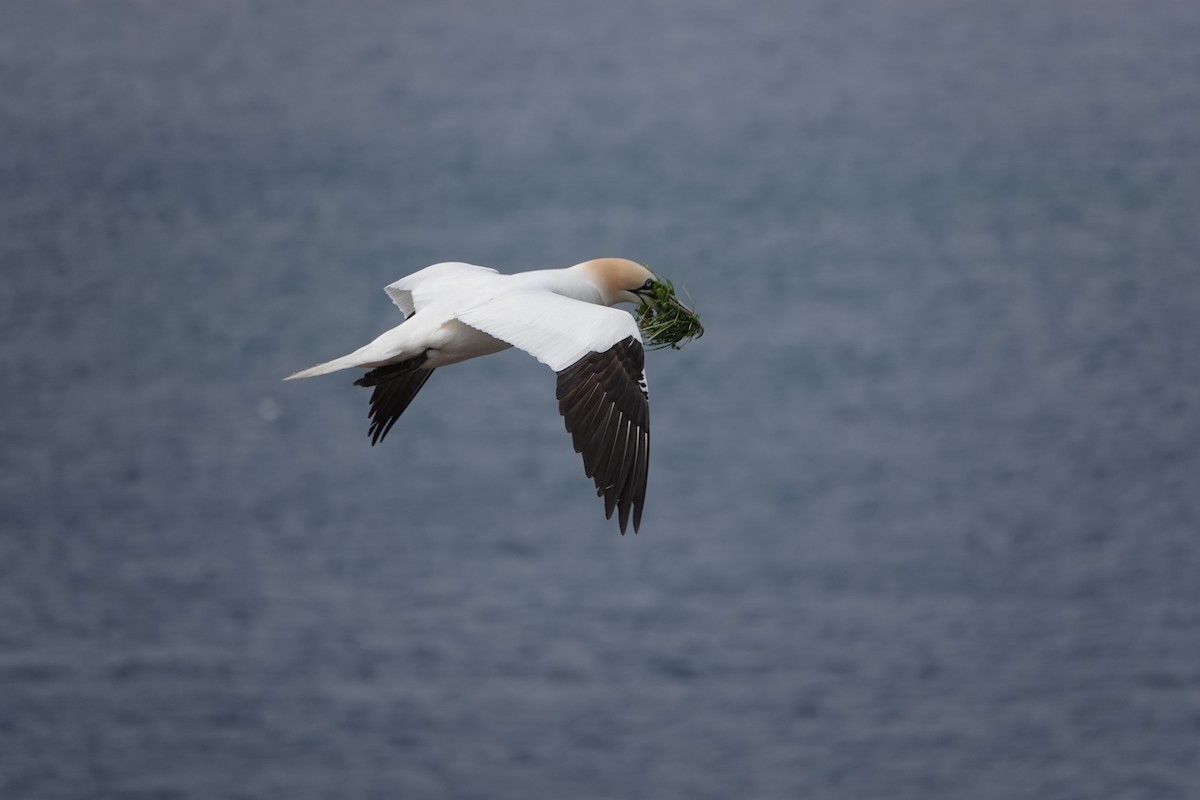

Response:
(3, 1), (1200, 798)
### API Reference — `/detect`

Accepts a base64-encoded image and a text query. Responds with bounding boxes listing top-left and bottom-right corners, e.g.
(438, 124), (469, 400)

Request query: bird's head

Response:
(575, 258), (661, 307)
(574, 258), (704, 349)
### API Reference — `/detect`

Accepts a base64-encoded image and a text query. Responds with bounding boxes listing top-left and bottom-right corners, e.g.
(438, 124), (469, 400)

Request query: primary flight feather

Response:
(284, 257), (702, 533)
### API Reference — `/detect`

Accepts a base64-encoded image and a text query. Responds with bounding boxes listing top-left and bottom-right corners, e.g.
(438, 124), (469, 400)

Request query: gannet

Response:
(285, 258), (698, 533)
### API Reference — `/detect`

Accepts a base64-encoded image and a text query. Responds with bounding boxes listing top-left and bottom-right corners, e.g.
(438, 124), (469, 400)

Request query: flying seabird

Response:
(284, 258), (698, 533)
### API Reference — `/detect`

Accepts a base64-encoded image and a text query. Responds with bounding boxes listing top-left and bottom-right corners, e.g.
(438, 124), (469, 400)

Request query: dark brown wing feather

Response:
(354, 358), (435, 446)
(556, 336), (649, 534)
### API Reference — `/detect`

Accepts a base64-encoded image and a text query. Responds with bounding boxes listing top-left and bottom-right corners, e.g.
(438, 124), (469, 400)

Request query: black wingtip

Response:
(555, 336), (649, 537)
(361, 365), (435, 446)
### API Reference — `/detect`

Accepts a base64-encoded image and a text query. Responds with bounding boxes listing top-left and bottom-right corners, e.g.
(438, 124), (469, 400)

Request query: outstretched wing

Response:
(457, 294), (649, 533)
(556, 337), (649, 533)
(384, 262), (500, 318)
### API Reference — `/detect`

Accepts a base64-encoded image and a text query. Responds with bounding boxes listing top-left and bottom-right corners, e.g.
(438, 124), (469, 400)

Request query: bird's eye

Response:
(642, 278), (654, 289)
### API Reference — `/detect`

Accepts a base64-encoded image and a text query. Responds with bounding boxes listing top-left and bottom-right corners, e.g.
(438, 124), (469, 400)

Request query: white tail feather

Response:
(283, 323), (421, 380)
(283, 354), (362, 380)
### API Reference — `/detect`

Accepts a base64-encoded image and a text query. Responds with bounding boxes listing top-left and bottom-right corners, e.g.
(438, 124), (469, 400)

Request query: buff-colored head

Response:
(574, 258), (658, 306)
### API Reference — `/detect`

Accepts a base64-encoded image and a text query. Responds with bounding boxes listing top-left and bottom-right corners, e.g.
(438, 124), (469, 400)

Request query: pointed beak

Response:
(673, 295), (704, 339)
(662, 286), (701, 327)
(666, 292), (696, 318)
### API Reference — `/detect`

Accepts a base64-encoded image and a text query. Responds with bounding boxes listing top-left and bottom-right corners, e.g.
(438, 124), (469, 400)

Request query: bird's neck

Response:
(510, 268), (605, 305)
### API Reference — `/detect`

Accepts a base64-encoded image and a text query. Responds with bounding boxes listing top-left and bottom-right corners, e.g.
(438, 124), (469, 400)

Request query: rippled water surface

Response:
(3, 1), (1200, 798)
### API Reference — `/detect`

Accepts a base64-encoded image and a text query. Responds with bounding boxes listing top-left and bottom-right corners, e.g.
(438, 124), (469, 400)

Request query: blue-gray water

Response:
(3, 2), (1200, 798)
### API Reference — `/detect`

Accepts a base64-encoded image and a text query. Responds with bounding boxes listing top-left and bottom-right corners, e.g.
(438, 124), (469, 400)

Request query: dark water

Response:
(4, 1), (1200, 797)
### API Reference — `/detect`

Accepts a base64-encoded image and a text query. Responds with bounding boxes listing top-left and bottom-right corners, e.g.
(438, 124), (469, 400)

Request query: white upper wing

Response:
(456, 291), (642, 372)
(384, 262), (500, 318)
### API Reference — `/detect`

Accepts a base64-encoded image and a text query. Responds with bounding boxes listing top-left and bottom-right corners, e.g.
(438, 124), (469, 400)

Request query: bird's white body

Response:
(286, 261), (640, 376)
(285, 258), (664, 533)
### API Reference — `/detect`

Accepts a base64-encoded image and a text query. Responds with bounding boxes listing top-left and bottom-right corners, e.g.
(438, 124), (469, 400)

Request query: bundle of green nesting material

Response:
(636, 278), (704, 350)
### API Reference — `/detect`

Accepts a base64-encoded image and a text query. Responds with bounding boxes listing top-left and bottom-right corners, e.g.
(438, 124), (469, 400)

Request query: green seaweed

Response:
(636, 278), (704, 350)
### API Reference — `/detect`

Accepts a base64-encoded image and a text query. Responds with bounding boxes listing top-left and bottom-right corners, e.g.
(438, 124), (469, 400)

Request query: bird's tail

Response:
(284, 323), (420, 381)
(283, 353), (365, 381)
